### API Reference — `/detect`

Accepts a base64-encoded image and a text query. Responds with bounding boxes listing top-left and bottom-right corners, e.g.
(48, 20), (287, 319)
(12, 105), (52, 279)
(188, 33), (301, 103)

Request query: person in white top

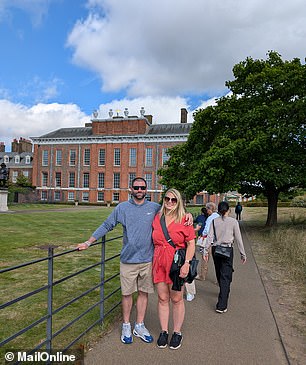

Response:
(199, 202), (219, 280)
(203, 201), (247, 313)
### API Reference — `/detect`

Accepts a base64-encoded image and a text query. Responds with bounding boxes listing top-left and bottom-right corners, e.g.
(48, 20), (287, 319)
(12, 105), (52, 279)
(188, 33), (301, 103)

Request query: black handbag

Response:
(212, 220), (232, 259)
(160, 215), (198, 287)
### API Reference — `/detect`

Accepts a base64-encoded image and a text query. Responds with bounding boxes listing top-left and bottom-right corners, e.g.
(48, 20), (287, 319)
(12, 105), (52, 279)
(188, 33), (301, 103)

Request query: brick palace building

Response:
(31, 108), (201, 204)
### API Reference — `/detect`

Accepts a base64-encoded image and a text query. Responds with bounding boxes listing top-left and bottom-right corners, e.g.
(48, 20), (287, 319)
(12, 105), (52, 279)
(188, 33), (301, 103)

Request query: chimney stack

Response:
(11, 138), (33, 153)
(180, 108), (188, 123)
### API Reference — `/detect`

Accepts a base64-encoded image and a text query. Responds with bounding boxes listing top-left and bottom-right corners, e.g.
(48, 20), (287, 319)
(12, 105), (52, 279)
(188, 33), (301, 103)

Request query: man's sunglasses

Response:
(164, 196), (178, 203)
(132, 185), (146, 190)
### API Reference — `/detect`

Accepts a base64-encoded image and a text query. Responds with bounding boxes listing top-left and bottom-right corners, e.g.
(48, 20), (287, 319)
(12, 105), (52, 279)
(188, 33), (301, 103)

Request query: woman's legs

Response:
(170, 288), (185, 333)
(213, 249), (234, 310)
(156, 282), (170, 332)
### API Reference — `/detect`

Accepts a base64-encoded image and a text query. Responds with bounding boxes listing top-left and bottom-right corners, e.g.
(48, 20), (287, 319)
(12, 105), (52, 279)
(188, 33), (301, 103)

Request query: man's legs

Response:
(122, 294), (133, 323)
(136, 290), (148, 323)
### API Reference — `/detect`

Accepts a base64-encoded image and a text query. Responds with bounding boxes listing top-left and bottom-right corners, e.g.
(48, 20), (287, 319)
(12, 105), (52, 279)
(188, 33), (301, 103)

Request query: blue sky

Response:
(1, 0), (306, 151)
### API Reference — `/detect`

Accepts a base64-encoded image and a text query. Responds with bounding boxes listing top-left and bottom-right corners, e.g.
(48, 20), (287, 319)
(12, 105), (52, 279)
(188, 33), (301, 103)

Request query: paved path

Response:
(85, 224), (289, 365)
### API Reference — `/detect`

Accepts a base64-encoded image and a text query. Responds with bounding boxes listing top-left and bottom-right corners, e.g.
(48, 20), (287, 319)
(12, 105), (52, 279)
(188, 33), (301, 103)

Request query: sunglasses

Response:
(164, 196), (178, 203)
(132, 185), (146, 190)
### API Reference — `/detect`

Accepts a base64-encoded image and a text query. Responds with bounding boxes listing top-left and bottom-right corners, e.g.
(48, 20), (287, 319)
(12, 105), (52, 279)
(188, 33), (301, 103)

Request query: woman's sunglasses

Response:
(164, 196), (178, 203)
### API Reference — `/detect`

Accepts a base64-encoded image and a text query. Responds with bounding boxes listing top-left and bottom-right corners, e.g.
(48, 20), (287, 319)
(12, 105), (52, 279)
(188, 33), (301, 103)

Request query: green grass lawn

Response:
(0, 205), (123, 355)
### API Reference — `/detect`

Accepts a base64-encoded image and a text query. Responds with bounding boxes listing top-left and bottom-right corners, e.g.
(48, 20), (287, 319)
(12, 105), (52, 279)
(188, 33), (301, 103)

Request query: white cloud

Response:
(0, 0), (50, 27)
(67, 0), (306, 98)
(0, 100), (89, 151)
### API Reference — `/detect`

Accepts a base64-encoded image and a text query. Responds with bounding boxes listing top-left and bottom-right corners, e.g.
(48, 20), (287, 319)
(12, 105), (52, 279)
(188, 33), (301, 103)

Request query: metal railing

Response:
(0, 235), (122, 364)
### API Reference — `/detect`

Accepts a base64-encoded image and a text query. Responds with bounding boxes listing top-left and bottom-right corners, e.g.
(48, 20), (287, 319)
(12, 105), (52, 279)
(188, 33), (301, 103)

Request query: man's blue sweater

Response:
(92, 199), (160, 264)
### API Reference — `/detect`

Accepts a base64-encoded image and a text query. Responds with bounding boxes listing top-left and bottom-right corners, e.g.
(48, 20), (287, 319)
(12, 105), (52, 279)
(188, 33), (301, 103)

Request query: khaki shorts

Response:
(120, 262), (154, 296)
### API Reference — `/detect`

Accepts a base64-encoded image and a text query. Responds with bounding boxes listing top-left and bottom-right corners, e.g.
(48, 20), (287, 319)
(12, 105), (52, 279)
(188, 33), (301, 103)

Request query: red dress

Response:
(152, 214), (196, 284)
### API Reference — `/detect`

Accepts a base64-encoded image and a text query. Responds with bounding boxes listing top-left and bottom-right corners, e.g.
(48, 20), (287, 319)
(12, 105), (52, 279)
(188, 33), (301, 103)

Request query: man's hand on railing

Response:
(77, 239), (95, 250)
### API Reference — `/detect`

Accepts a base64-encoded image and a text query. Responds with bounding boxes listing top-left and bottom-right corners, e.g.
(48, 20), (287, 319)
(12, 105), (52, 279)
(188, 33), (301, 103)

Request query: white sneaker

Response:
(133, 322), (153, 343)
(186, 293), (195, 301)
(121, 322), (133, 344)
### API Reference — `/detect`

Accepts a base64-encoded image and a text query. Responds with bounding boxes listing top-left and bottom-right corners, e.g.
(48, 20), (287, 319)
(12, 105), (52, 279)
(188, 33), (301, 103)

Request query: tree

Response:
(160, 52), (306, 226)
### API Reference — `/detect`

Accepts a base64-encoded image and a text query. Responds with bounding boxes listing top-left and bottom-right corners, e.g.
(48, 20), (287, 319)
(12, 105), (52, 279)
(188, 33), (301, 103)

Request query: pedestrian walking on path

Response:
(204, 201), (247, 313)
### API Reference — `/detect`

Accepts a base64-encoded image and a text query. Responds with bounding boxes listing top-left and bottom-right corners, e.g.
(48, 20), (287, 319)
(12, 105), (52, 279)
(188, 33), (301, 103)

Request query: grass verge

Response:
(0, 206), (122, 357)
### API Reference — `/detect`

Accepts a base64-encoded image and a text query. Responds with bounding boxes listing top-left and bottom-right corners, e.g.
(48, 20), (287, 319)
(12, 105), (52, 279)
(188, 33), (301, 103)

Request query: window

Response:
(4, 155), (9, 163)
(41, 191), (47, 201)
(68, 192), (75, 201)
(97, 191), (104, 202)
(69, 172), (75, 188)
(114, 148), (121, 166)
(69, 150), (76, 166)
(145, 173), (152, 190)
(42, 172), (48, 186)
(113, 192), (119, 202)
(56, 150), (62, 166)
(129, 148), (137, 166)
(83, 173), (89, 188)
(196, 195), (204, 205)
(113, 173), (120, 188)
(98, 172), (104, 188)
(12, 171), (18, 183)
(42, 150), (48, 166)
(25, 155), (31, 164)
(145, 148), (153, 167)
(82, 192), (89, 202)
(55, 172), (61, 187)
(14, 155), (20, 164)
(23, 171), (29, 178)
(54, 191), (61, 201)
(162, 148), (169, 165)
(128, 173), (136, 187)
(84, 148), (90, 166)
(99, 149), (105, 166)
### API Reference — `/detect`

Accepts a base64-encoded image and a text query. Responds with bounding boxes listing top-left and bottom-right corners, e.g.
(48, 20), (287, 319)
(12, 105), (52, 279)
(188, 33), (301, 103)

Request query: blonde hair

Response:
(160, 188), (185, 223)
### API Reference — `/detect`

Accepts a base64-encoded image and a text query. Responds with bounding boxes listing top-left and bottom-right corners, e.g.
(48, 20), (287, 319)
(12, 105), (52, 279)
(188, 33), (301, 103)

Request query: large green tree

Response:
(160, 51), (306, 226)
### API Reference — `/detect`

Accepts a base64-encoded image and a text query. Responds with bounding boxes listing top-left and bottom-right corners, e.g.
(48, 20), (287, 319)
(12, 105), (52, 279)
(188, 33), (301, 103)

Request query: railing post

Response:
(46, 245), (55, 363)
(100, 236), (106, 322)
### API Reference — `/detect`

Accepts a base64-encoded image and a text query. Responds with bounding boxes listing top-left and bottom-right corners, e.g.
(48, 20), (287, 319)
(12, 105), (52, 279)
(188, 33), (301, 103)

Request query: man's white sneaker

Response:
(121, 322), (133, 344)
(133, 322), (153, 343)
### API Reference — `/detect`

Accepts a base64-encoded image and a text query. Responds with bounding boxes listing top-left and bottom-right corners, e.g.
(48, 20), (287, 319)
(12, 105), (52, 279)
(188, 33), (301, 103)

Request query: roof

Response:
(147, 123), (192, 135)
(38, 127), (92, 138)
(34, 123), (192, 139)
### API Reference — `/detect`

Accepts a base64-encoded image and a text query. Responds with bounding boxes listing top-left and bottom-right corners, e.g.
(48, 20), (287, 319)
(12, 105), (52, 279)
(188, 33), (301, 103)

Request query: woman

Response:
(152, 188), (195, 349)
(203, 201), (247, 313)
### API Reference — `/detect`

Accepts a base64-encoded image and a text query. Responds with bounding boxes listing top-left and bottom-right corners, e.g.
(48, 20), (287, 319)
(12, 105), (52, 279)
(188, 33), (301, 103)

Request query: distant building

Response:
(0, 138), (33, 184)
(31, 108), (194, 204)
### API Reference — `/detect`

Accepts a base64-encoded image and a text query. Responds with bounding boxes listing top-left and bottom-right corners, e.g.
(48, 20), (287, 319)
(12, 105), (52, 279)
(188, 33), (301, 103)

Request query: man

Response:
(77, 177), (159, 344)
(77, 178), (193, 345)
(235, 202), (243, 220)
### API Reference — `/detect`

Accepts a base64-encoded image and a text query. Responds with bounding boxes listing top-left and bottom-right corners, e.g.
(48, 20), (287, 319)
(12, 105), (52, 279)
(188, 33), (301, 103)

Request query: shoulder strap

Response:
(160, 215), (176, 249)
(212, 219), (217, 241)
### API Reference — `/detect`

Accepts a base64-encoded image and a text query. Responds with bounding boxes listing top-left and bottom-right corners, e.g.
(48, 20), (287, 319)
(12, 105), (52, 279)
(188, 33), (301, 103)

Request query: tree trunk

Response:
(265, 186), (279, 227)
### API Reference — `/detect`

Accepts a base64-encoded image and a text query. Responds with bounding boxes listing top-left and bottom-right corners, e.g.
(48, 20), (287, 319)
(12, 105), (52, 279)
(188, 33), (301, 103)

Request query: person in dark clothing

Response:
(235, 202), (243, 220)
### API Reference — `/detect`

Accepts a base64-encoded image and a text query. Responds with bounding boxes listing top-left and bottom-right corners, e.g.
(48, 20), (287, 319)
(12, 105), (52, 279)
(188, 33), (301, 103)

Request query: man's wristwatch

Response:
(185, 260), (191, 264)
